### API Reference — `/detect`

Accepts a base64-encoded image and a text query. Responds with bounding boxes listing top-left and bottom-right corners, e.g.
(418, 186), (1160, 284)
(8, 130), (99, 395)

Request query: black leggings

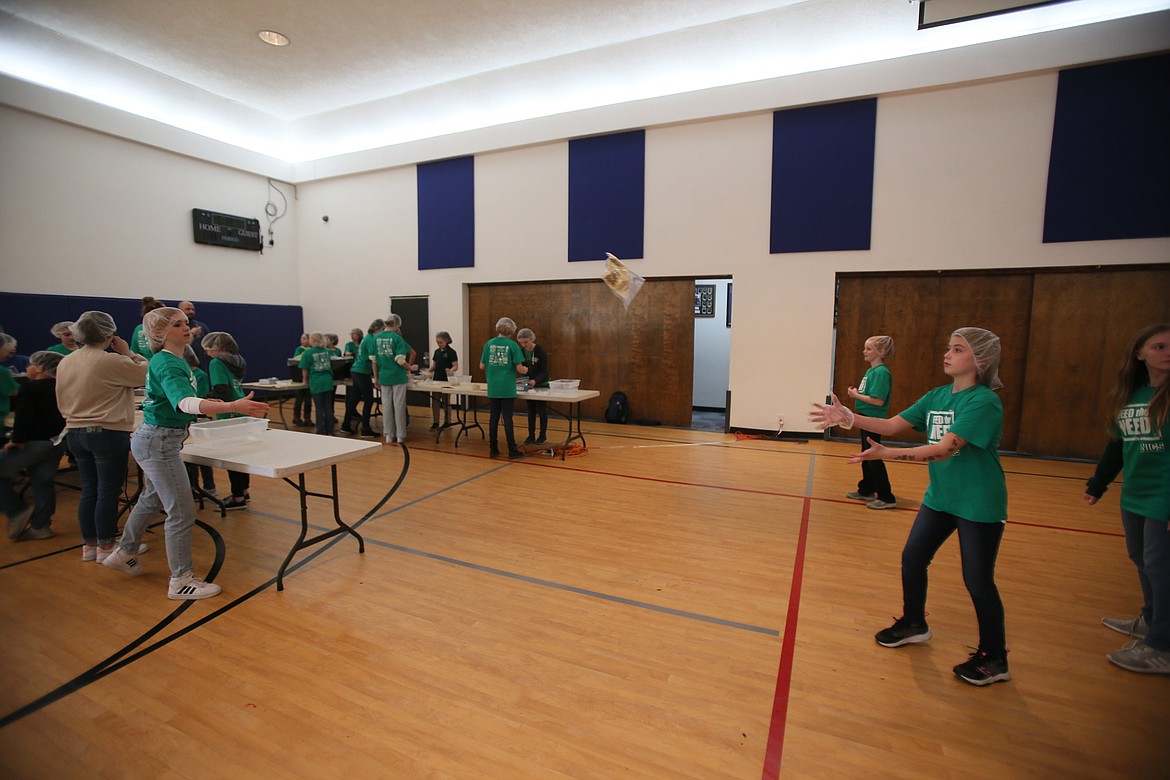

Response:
(858, 430), (894, 503)
(488, 397), (516, 449)
(901, 505), (1007, 655)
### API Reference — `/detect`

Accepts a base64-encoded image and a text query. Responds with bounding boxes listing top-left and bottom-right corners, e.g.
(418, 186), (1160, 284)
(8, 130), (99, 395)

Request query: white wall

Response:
(693, 279), (732, 409)
(0, 104), (300, 306)
(4, 72), (1169, 434)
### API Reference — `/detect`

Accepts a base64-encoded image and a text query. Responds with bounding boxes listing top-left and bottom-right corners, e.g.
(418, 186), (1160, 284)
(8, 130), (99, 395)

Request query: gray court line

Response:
(244, 462), (780, 637)
(806, 452), (818, 495)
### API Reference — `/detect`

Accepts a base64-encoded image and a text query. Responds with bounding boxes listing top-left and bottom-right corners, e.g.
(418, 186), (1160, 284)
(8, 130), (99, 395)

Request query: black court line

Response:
(0, 444), (414, 729)
(250, 463), (781, 636)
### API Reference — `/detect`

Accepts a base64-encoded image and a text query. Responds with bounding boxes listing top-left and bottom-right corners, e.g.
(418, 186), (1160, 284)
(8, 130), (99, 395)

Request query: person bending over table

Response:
(102, 307), (268, 601)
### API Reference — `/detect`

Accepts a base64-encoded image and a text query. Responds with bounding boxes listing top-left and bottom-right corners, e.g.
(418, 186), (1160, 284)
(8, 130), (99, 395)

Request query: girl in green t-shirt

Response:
(203, 331), (253, 510)
(1084, 323), (1170, 675)
(298, 332), (336, 435)
(812, 327), (1010, 687)
(292, 333), (312, 427)
(845, 335), (896, 509)
(106, 307), (267, 601)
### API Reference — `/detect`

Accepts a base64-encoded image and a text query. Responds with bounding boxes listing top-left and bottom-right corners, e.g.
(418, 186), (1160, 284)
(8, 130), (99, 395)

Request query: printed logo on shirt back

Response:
(488, 344), (512, 366)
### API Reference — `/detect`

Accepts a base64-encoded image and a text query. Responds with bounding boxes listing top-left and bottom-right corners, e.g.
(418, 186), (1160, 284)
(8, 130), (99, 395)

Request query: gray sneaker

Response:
(1102, 614), (1149, 639)
(1107, 640), (1170, 674)
(7, 505), (33, 540)
(845, 491), (877, 501)
(867, 499), (897, 510)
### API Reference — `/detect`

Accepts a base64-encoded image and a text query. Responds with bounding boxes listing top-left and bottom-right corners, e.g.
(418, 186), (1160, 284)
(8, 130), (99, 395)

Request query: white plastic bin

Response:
(188, 417), (269, 444)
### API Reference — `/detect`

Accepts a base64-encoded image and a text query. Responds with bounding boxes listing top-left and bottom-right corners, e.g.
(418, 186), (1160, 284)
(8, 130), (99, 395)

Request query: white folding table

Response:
(411, 379), (600, 459)
(181, 429), (386, 590)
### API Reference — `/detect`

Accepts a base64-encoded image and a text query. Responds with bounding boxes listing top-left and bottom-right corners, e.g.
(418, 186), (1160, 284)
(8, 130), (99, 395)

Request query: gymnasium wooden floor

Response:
(1, 405), (1165, 779)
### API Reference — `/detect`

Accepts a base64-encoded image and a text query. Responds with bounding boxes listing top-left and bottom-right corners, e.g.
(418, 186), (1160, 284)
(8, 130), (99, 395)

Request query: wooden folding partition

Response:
(834, 265), (1170, 458)
(467, 278), (695, 427)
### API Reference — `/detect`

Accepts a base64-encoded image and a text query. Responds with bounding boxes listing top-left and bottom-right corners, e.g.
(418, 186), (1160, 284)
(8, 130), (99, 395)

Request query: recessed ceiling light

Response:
(258, 30), (290, 47)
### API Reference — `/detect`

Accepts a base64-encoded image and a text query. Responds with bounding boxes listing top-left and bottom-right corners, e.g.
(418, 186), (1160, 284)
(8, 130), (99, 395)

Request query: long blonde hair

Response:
(1107, 323), (1170, 435)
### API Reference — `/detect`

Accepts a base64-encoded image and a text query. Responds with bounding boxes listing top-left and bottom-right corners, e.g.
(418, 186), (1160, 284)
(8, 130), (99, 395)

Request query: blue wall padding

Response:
(568, 130), (645, 262)
(417, 156), (475, 270)
(770, 98), (877, 253)
(0, 291), (303, 381)
(1043, 54), (1170, 243)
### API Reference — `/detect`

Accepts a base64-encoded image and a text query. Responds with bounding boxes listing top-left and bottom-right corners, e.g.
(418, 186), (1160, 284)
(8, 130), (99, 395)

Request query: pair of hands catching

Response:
(809, 393), (886, 464)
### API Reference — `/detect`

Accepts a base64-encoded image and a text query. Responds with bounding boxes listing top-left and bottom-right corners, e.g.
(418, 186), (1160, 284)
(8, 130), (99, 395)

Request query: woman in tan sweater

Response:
(55, 311), (148, 563)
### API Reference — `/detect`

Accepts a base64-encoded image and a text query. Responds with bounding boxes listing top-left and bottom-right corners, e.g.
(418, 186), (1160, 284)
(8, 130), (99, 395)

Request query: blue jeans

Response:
(122, 424), (197, 579)
(1122, 509), (1170, 651)
(0, 439), (65, 529)
(67, 428), (131, 545)
(900, 505), (1007, 655)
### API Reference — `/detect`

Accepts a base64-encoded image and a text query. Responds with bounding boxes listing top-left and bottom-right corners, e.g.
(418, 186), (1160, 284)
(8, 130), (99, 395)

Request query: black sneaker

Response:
(339, 426), (354, 435)
(524, 434), (536, 444)
(535, 435), (546, 444)
(489, 447), (500, 458)
(953, 650), (1011, 686)
(508, 448), (524, 459)
(223, 497), (248, 511)
(875, 617), (932, 648)
(429, 423), (440, 431)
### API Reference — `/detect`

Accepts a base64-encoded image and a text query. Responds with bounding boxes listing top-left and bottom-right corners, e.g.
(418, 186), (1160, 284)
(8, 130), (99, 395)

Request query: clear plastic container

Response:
(188, 417), (269, 443)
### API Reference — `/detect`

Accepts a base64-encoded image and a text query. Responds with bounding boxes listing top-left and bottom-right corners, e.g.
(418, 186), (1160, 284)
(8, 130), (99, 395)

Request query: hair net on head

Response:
(385, 313), (402, 329)
(495, 317), (516, 335)
(953, 327), (1003, 390)
(28, 350), (64, 376)
(51, 321), (74, 338)
(868, 335), (894, 358)
(143, 306), (185, 353)
(517, 328), (535, 341)
(72, 311), (117, 345)
(201, 331), (238, 353)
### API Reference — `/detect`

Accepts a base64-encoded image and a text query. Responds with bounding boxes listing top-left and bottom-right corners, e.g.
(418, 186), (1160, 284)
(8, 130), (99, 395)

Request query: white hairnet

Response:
(143, 306), (185, 353)
(953, 327), (1002, 390)
(72, 311), (117, 345)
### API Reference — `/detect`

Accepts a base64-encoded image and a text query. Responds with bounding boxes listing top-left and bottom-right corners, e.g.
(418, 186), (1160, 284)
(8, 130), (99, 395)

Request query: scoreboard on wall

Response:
(192, 208), (262, 251)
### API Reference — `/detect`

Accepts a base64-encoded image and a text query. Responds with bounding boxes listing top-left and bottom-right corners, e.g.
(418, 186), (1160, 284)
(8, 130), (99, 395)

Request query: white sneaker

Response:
(82, 545), (98, 562)
(168, 572), (222, 600)
(97, 542), (149, 563)
(101, 546), (145, 577)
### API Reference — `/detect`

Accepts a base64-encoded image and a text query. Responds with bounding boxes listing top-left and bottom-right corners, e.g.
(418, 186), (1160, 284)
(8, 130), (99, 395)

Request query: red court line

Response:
(761, 495), (812, 779)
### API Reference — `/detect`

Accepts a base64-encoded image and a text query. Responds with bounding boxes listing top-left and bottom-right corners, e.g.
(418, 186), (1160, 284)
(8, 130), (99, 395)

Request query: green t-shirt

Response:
(1116, 385), (1170, 521)
(373, 331), (411, 386)
(142, 350), (199, 428)
(298, 347), (335, 394)
(193, 367), (210, 398)
(344, 341), (359, 357)
(855, 363), (891, 418)
(46, 344), (77, 356)
(209, 357), (245, 419)
(480, 336), (523, 398)
(899, 384), (1007, 523)
(352, 333), (376, 376)
(0, 365), (19, 429)
(130, 324), (153, 359)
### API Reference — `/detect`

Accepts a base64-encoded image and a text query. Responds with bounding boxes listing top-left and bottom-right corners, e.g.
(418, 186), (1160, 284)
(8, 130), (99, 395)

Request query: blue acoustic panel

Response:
(1043, 54), (1170, 243)
(771, 98), (877, 253)
(418, 156), (475, 269)
(568, 130), (645, 262)
(0, 291), (302, 381)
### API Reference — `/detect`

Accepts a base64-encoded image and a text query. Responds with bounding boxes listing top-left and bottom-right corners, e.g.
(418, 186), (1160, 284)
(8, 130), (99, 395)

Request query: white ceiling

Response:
(1, 0), (1168, 171)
